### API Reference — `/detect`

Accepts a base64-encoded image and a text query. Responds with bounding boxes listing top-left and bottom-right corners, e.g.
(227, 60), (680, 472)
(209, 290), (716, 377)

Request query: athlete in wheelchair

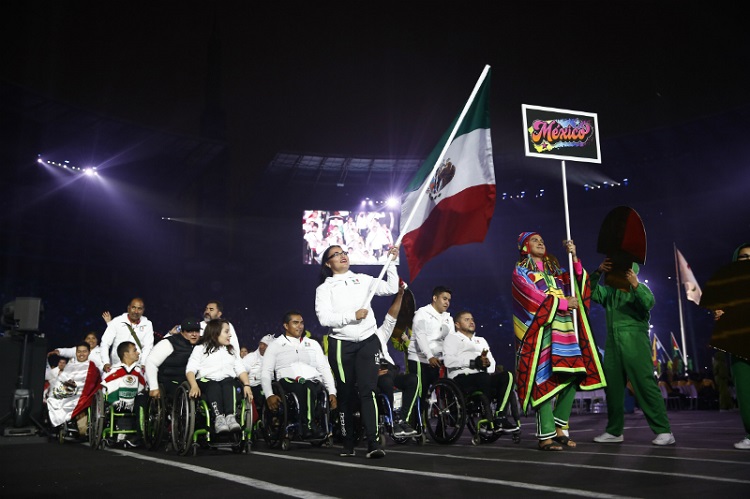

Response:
(89, 341), (148, 450)
(376, 284), (421, 442)
(261, 310), (337, 450)
(443, 311), (521, 445)
(172, 318), (254, 456)
(143, 317), (202, 450)
(46, 343), (101, 444)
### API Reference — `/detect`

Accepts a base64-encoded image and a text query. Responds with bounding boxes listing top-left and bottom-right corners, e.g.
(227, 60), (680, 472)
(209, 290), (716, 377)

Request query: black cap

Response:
(181, 318), (201, 332)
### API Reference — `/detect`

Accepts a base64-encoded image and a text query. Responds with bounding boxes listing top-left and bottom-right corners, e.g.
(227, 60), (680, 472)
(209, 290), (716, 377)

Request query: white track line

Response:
(251, 451), (636, 498)
(384, 449), (750, 485)
(105, 448), (339, 499)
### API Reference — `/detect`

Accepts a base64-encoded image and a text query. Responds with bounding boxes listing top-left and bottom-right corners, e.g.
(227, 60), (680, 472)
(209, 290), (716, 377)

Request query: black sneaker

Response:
(366, 443), (385, 459)
(400, 422), (418, 437)
(123, 437), (142, 448)
(392, 422), (407, 438)
(340, 440), (355, 457)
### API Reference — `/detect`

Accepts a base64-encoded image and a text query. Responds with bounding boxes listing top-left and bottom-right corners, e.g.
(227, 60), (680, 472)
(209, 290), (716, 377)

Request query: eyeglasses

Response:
(326, 250), (348, 261)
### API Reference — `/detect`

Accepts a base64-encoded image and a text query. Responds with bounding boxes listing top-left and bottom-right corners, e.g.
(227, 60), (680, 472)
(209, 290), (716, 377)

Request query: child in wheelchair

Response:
(186, 318), (253, 434)
(99, 341), (148, 447)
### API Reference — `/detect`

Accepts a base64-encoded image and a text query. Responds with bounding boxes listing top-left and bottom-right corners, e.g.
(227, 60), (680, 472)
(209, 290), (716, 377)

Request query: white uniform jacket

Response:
(407, 304), (454, 363)
(443, 331), (496, 379)
(315, 264), (398, 343)
(99, 313), (154, 367)
(260, 335), (336, 397)
(242, 349), (263, 387)
(185, 344), (246, 382)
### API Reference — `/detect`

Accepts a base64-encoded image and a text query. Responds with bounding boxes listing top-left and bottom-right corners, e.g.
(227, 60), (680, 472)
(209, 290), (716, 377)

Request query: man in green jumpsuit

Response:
(590, 259), (675, 446)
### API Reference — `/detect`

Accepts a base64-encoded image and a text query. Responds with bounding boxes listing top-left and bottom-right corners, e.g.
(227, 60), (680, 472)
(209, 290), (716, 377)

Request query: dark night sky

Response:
(2, 2), (749, 371)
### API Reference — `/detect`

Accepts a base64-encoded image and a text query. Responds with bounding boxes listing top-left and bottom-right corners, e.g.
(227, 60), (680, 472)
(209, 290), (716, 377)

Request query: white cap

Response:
(260, 334), (276, 345)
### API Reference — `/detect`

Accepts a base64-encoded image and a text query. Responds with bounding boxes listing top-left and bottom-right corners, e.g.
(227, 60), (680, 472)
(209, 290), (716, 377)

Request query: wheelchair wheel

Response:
(466, 392), (499, 444)
(309, 389), (331, 447)
(88, 390), (105, 450)
(424, 379), (466, 445)
(171, 382), (195, 457)
(263, 382), (288, 449)
(143, 390), (167, 451)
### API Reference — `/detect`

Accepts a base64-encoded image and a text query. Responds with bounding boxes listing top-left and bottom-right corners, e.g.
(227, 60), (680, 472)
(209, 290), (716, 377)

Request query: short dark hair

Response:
(207, 300), (223, 312)
(117, 341), (136, 361)
(76, 342), (91, 351)
(453, 310), (472, 323)
(283, 310), (303, 324)
(432, 286), (452, 298)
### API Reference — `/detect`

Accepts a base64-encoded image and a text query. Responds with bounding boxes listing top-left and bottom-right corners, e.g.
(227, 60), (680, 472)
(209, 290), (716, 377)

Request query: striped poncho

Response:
(512, 259), (606, 412)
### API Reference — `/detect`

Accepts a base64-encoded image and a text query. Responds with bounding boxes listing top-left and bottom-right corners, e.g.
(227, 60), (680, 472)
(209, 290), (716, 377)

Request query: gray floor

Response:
(1, 409), (748, 498)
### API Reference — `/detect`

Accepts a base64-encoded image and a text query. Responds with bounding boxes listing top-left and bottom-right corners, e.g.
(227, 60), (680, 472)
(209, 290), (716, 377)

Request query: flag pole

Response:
(673, 243), (688, 373)
(359, 64), (492, 309)
(561, 160), (579, 338)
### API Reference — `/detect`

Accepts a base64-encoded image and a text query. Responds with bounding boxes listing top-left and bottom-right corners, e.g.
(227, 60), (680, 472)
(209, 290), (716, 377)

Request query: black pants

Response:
(251, 385), (264, 416)
(453, 371), (514, 418)
(328, 334), (380, 445)
(199, 377), (236, 416)
(377, 365), (419, 422)
(408, 360), (441, 408)
(279, 378), (324, 431)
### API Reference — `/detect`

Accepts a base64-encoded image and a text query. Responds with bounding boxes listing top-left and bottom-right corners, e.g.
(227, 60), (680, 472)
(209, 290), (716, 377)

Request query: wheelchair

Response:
(376, 390), (425, 446)
(262, 380), (332, 451)
(88, 388), (144, 450)
(423, 378), (467, 444)
(142, 383), (177, 452)
(423, 371), (523, 446)
(51, 406), (92, 444)
(171, 380), (254, 456)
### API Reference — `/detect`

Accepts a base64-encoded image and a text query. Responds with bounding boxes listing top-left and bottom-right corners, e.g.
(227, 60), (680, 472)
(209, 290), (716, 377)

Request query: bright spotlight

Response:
(386, 197), (399, 208)
(84, 168), (94, 177)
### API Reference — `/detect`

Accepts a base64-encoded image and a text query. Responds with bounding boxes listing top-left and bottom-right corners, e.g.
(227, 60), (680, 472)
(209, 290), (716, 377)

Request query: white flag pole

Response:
(674, 243), (689, 372)
(561, 160), (579, 339)
(358, 64), (492, 309)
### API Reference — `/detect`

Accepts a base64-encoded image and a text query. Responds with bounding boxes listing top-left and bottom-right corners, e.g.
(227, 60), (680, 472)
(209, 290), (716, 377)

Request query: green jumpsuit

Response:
(591, 270), (671, 436)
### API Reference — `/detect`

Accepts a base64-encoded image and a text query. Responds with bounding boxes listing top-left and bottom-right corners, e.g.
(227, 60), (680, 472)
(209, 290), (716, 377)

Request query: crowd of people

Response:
(303, 210), (396, 265)
(39, 237), (749, 454)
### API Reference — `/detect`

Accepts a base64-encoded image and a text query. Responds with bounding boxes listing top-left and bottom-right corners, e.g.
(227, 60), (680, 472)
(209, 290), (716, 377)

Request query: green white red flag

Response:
(400, 67), (496, 281)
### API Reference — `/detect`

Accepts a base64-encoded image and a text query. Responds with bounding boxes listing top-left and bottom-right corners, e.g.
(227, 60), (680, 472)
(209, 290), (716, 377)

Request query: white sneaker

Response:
(214, 414), (230, 434)
(225, 414), (241, 433)
(594, 432), (624, 443)
(652, 433), (675, 446)
(734, 437), (750, 450)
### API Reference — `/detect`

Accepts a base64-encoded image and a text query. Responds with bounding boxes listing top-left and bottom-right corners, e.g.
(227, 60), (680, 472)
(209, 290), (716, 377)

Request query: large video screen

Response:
(303, 209), (400, 265)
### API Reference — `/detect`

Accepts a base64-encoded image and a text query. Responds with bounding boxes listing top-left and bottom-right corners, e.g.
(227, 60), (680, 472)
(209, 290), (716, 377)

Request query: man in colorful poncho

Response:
(512, 232), (605, 451)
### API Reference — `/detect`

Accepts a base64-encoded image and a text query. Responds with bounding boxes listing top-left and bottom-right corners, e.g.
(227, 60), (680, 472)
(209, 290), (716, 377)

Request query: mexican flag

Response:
(400, 66), (496, 281)
(47, 361), (101, 427)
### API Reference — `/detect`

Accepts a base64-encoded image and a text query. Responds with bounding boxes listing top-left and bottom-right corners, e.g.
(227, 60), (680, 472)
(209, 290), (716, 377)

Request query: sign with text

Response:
(522, 104), (601, 163)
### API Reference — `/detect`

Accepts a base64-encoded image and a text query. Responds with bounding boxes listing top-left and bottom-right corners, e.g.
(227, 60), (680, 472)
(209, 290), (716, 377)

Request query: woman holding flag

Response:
(512, 232), (605, 451)
(315, 244), (399, 458)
